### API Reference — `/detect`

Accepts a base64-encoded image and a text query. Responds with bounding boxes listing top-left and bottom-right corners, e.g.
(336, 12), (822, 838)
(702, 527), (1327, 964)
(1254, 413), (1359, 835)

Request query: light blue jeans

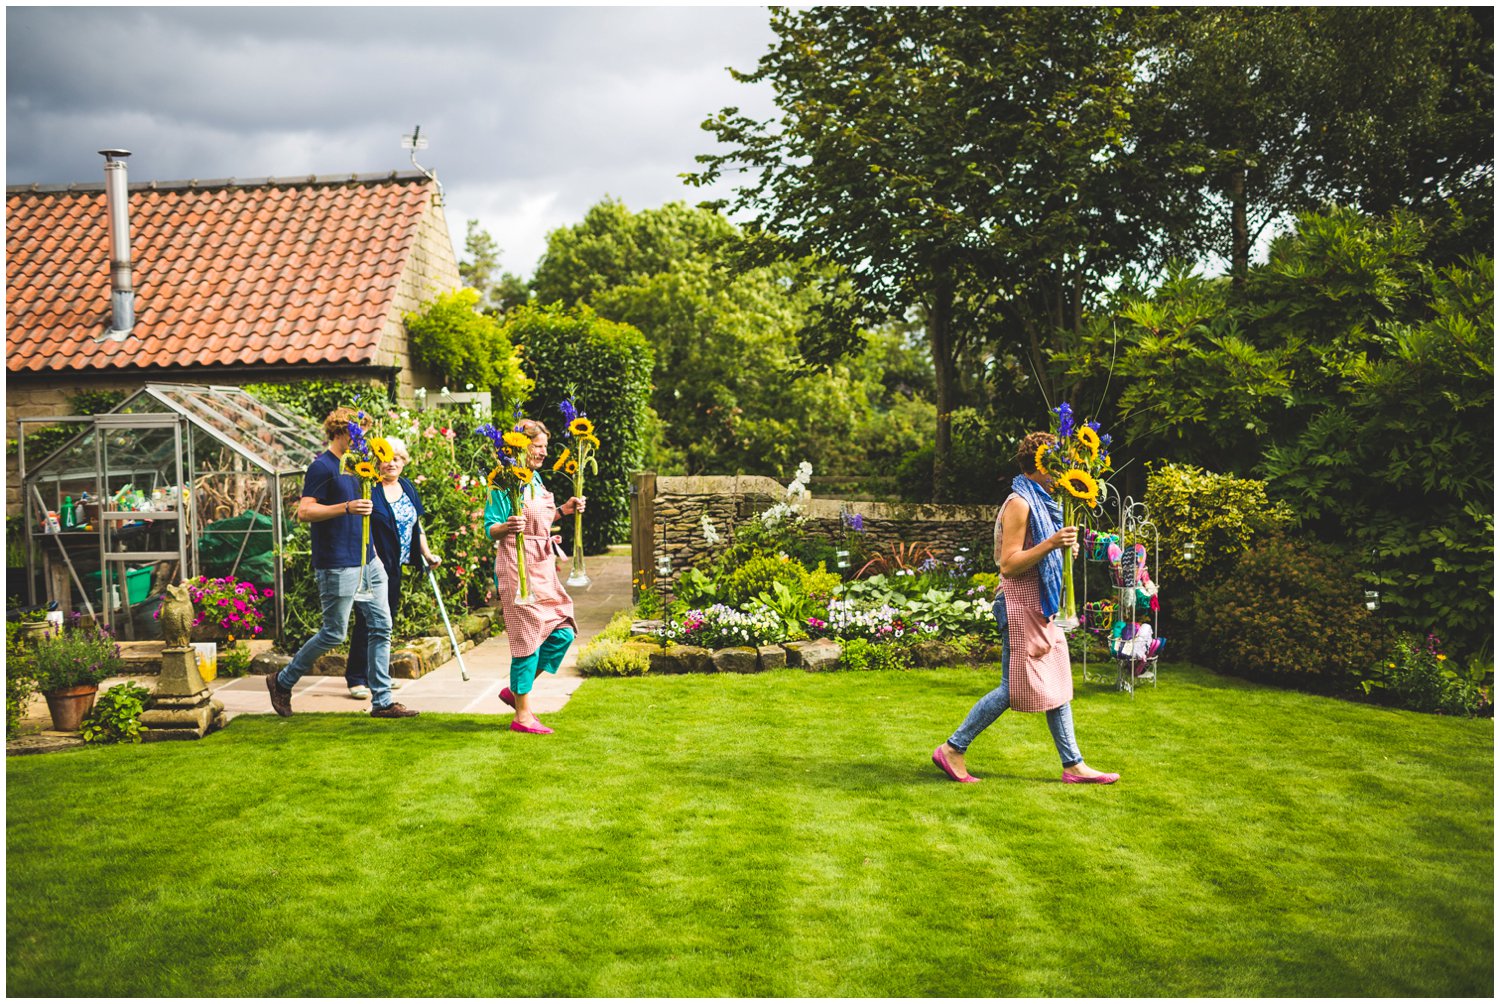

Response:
(279, 559), (394, 709)
(947, 595), (1083, 767)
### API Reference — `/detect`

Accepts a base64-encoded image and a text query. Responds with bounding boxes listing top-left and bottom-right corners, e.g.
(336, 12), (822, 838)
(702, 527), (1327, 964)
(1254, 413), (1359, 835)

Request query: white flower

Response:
(701, 513), (721, 546)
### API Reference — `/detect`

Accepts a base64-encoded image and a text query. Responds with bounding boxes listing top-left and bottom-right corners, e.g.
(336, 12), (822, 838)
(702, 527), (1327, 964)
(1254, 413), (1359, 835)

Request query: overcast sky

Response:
(6, 5), (779, 279)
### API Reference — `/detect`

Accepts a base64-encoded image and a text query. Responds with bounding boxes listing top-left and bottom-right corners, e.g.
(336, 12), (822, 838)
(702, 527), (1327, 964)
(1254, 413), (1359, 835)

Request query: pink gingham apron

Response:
(495, 486), (577, 659)
(998, 494), (1073, 713)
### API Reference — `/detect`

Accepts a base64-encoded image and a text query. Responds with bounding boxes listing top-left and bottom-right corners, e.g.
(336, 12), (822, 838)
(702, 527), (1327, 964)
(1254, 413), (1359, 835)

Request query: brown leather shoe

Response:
(265, 670), (293, 717)
(370, 702), (419, 718)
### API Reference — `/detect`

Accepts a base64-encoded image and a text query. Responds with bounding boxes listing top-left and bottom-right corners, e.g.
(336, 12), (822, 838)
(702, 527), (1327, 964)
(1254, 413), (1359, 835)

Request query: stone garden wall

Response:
(643, 474), (1000, 591)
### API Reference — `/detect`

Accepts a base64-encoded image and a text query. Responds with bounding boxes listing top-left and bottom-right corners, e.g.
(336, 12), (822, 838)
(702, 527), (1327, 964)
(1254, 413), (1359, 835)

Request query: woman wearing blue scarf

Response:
(932, 431), (1119, 785)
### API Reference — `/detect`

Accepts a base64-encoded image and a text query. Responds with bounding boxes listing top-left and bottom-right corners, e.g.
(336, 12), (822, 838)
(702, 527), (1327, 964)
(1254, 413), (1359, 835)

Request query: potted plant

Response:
(13, 607), (51, 646)
(32, 620), (125, 732)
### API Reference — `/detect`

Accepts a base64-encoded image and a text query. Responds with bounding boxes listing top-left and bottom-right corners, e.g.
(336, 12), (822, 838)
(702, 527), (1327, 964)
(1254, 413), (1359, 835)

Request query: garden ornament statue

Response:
(159, 581), (194, 650)
(143, 580), (226, 739)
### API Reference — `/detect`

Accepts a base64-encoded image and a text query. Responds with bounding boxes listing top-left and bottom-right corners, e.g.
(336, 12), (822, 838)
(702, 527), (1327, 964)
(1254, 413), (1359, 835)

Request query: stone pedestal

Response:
(142, 647), (225, 741)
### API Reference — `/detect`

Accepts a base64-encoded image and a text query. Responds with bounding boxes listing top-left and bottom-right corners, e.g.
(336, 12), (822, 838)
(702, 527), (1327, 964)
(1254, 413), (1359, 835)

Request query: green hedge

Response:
(1189, 533), (1386, 687)
(404, 288), (532, 404)
(505, 303), (654, 555)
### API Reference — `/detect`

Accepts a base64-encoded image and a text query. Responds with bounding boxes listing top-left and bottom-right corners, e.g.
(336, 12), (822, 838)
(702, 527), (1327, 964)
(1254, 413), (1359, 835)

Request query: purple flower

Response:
(1055, 401), (1074, 439)
(842, 512), (865, 532)
(559, 398), (578, 428)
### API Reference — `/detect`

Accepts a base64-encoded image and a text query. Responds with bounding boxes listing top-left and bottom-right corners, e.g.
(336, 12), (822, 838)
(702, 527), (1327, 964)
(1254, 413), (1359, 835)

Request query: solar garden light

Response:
(1181, 540), (1198, 562)
(1364, 590), (1380, 612)
(836, 549), (850, 572)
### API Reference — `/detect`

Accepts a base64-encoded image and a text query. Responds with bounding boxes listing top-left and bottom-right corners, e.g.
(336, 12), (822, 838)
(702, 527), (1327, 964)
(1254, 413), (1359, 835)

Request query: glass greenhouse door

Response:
(93, 413), (191, 639)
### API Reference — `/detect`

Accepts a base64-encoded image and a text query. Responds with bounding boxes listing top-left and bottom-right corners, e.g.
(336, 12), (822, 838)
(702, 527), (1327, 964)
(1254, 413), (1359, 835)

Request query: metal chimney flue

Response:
(98, 148), (134, 341)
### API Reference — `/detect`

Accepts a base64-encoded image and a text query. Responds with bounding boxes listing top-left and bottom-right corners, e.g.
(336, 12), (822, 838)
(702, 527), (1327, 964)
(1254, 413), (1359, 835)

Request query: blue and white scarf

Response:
(1010, 473), (1063, 619)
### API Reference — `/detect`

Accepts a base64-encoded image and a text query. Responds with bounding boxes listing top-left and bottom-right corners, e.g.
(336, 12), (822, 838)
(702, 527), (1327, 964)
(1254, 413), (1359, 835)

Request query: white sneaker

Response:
(348, 684), (371, 699)
(391, 679), (405, 691)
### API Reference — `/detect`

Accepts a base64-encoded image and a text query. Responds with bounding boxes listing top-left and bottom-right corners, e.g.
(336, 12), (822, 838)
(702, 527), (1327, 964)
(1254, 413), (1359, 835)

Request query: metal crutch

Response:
(426, 564), (470, 682)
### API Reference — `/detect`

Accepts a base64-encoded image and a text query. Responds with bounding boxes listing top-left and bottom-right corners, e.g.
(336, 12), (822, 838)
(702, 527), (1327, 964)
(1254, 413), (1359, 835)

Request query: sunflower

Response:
(1075, 426), (1100, 459)
(486, 465), (507, 489)
(581, 434), (601, 449)
(1034, 444), (1050, 475)
(354, 461), (378, 479)
(513, 466), (534, 485)
(503, 430), (531, 451)
(1059, 469), (1099, 505)
(569, 417), (594, 437)
(565, 460), (579, 475)
(552, 447), (572, 471)
(369, 437), (394, 463)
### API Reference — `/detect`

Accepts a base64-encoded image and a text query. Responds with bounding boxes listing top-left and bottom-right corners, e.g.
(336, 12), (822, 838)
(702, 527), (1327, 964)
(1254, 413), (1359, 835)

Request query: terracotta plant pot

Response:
(43, 684), (99, 733)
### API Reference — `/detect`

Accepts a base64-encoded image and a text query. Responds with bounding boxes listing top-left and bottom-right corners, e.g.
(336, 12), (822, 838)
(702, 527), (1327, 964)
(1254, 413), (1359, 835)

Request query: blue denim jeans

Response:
(946, 595), (1083, 768)
(279, 559), (394, 708)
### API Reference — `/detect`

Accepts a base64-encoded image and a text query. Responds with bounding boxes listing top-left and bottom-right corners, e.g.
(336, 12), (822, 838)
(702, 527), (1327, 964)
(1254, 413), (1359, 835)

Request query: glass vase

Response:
(566, 507), (591, 589)
(511, 489), (533, 605)
(1056, 498), (1080, 632)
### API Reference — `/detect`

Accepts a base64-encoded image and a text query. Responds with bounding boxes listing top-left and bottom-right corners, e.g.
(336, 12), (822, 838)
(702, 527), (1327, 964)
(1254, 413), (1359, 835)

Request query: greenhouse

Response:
(18, 383), (323, 641)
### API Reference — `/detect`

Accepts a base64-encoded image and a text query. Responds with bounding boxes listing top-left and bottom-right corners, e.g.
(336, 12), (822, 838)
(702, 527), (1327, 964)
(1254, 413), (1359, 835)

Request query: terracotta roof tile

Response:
(7, 171), (436, 374)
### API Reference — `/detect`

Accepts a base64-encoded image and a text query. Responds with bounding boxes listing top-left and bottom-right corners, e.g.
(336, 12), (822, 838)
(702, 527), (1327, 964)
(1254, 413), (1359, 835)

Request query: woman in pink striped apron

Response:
(932, 430), (1119, 785)
(484, 419), (586, 735)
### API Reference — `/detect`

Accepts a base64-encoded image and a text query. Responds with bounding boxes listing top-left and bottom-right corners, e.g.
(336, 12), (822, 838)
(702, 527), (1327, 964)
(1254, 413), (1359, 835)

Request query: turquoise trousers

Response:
(511, 627), (575, 695)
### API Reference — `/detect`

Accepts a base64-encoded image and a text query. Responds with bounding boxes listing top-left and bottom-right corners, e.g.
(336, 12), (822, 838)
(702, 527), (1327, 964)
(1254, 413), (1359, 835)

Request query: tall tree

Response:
(1132, 7), (1494, 282)
(690, 7), (1191, 497)
(531, 199), (928, 477)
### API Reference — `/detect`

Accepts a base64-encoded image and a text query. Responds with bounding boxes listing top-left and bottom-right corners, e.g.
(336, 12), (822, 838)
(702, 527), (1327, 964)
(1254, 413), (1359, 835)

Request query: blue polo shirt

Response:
(301, 450), (375, 569)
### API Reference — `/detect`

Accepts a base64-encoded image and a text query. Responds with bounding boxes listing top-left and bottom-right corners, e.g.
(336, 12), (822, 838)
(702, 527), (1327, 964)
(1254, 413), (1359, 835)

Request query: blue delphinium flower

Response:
(560, 398), (578, 430)
(1055, 402), (1074, 439)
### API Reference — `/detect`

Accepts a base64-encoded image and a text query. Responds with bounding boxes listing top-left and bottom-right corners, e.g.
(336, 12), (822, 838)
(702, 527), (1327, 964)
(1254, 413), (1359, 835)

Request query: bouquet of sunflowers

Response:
(477, 419), (538, 604)
(1035, 401), (1113, 631)
(339, 410), (396, 596)
(554, 397), (601, 588)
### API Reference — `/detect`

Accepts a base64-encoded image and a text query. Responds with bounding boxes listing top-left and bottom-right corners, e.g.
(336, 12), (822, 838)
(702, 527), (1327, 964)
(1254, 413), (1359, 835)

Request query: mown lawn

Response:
(6, 663), (1492, 996)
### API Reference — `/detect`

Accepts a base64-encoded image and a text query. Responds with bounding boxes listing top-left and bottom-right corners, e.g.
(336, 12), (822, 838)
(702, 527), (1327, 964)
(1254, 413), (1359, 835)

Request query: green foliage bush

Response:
(1144, 463), (1296, 602)
(6, 623), (38, 737)
(1360, 633), (1488, 717)
(1189, 533), (1385, 687)
(575, 637), (651, 678)
(216, 643), (252, 678)
(837, 638), (911, 672)
(80, 681), (150, 744)
(403, 289), (532, 403)
(720, 553), (811, 610)
(504, 302), (654, 554)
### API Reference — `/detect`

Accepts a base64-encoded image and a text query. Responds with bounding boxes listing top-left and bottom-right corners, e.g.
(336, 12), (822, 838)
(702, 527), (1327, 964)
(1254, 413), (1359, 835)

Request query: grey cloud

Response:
(7, 6), (776, 273)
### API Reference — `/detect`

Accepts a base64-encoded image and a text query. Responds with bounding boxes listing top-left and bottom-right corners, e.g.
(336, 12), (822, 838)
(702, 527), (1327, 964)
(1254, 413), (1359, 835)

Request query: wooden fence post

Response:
(629, 471), (656, 603)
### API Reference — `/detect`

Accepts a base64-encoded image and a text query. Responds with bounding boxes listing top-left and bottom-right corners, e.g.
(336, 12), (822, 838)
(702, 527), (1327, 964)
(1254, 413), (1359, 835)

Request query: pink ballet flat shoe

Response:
(510, 718), (553, 735)
(932, 745), (980, 784)
(499, 687), (516, 709)
(1062, 770), (1119, 785)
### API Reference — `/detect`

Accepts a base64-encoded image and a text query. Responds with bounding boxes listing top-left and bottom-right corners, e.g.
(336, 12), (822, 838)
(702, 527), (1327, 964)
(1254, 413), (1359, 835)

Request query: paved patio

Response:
(14, 545), (635, 738)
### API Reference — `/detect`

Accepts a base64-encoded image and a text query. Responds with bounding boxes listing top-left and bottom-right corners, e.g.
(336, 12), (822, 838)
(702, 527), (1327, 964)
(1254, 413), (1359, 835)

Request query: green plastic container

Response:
(84, 566), (154, 606)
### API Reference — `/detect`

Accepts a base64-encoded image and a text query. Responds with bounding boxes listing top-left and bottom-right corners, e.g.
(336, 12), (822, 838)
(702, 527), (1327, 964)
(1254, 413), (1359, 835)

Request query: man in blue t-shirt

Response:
(266, 408), (418, 719)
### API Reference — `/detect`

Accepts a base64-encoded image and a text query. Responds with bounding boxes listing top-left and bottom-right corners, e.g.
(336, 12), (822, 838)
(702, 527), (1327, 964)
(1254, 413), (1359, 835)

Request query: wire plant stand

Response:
(1079, 493), (1162, 696)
